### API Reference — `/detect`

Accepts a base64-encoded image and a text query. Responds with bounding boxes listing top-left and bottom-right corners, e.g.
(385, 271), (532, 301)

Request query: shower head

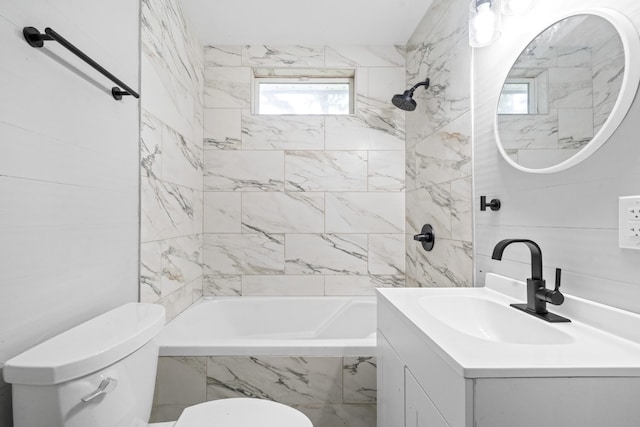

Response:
(392, 90), (417, 111)
(391, 78), (430, 111)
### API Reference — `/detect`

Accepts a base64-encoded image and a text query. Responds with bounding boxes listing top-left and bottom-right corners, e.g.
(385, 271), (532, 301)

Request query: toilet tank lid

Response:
(3, 303), (165, 386)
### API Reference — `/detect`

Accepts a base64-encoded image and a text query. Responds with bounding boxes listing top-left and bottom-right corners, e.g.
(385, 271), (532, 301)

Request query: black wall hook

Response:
(480, 196), (501, 211)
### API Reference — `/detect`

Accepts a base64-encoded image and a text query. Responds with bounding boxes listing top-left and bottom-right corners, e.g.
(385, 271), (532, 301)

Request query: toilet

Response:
(2, 303), (312, 427)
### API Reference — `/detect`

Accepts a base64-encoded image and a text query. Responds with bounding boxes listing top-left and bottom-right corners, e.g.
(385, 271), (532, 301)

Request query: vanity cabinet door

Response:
(405, 368), (448, 427)
(377, 331), (405, 427)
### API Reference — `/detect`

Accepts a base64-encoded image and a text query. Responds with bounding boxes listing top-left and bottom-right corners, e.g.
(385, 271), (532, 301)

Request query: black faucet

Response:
(492, 239), (570, 323)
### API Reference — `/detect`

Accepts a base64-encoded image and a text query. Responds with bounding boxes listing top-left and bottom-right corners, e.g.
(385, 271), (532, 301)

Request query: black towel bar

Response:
(23, 26), (140, 100)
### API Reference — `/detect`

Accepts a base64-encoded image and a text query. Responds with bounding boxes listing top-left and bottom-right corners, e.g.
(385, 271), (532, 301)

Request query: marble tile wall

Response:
(404, 0), (474, 288)
(140, 0), (205, 320)
(151, 356), (377, 427)
(202, 45), (406, 296)
(474, 0), (640, 314)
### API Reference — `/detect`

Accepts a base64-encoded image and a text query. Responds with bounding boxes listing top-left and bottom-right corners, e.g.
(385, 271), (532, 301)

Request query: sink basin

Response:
(419, 295), (574, 345)
(378, 274), (640, 378)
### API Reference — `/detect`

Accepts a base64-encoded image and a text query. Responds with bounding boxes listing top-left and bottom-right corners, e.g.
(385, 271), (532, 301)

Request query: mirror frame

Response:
(494, 8), (640, 174)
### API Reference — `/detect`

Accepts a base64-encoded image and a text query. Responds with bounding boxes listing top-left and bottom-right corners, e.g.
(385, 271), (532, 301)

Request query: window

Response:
(497, 78), (537, 114)
(255, 77), (353, 115)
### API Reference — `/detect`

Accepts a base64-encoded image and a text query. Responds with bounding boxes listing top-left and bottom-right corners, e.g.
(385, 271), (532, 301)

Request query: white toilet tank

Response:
(3, 303), (165, 427)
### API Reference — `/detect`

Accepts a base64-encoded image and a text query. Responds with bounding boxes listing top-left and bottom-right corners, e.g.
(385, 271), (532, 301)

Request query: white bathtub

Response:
(157, 296), (377, 357)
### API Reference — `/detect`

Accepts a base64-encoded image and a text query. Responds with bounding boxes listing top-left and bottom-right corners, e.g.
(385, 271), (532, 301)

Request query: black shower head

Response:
(392, 90), (417, 111)
(391, 78), (430, 111)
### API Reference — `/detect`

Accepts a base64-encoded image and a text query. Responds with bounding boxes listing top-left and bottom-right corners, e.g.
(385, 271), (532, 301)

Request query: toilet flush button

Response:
(619, 196), (640, 249)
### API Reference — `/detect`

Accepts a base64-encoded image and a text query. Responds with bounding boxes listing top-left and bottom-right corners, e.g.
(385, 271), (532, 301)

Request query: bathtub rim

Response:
(157, 295), (377, 357)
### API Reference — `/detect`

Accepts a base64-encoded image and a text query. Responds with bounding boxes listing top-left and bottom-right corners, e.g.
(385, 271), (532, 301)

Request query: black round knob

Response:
(413, 224), (435, 251)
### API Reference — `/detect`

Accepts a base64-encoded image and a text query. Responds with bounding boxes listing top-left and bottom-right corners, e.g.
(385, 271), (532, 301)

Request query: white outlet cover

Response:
(619, 196), (640, 250)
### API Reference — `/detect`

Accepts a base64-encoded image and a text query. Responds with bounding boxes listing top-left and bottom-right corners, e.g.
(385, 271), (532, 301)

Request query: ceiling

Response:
(180, 0), (434, 45)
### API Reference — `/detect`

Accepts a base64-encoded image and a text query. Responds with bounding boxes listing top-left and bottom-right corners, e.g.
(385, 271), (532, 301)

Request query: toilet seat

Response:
(172, 398), (312, 427)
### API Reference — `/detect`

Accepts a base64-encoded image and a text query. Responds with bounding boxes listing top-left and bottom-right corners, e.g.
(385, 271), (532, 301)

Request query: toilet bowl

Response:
(150, 398), (312, 427)
(2, 303), (312, 427)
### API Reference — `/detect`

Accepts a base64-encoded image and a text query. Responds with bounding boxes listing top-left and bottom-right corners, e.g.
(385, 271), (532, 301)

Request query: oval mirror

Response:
(495, 9), (640, 173)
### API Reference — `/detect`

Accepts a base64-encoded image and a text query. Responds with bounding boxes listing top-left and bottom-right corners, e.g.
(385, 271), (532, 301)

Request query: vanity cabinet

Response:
(378, 331), (451, 427)
(377, 329), (468, 427)
(376, 331), (404, 426)
(377, 284), (640, 427)
(404, 368), (447, 427)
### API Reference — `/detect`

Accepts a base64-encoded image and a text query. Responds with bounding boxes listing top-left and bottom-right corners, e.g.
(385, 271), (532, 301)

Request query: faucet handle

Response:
(547, 268), (565, 305)
(536, 268), (565, 306)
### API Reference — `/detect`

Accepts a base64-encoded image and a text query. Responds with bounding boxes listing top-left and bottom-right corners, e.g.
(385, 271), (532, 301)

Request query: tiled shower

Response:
(138, 0), (473, 425)
(201, 44), (407, 298)
(139, 0), (475, 320)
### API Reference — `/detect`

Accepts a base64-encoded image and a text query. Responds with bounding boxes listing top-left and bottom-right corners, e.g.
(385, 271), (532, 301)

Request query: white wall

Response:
(0, 0), (140, 424)
(474, 0), (640, 313)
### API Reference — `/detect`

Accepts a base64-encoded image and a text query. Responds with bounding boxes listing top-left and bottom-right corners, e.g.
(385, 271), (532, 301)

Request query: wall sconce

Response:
(502, 0), (537, 15)
(468, 0), (502, 48)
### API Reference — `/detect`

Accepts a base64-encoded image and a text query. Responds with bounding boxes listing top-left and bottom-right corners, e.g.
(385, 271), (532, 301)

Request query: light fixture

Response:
(502, 0), (537, 15)
(468, 0), (502, 48)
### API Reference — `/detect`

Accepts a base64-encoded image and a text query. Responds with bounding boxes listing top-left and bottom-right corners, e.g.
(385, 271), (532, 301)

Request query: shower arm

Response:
(407, 78), (430, 94)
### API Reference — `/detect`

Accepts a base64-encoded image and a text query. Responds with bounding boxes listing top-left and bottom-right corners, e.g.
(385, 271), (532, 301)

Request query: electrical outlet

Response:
(619, 196), (640, 249)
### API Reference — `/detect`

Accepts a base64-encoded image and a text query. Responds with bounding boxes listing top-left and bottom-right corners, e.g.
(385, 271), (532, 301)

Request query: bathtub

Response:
(153, 296), (378, 427)
(157, 296), (377, 357)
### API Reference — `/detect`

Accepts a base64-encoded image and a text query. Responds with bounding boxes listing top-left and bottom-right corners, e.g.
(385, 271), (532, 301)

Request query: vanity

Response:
(377, 273), (640, 427)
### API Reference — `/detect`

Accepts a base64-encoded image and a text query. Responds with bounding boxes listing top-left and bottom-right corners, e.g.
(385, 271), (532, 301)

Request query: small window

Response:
(498, 78), (537, 114)
(255, 77), (353, 115)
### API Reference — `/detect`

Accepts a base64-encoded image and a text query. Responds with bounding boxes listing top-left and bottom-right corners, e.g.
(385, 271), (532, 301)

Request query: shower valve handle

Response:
(413, 233), (433, 242)
(414, 224), (435, 252)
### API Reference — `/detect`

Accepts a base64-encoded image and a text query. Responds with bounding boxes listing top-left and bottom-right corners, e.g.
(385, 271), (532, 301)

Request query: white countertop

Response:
(377, 274), (640, 378)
